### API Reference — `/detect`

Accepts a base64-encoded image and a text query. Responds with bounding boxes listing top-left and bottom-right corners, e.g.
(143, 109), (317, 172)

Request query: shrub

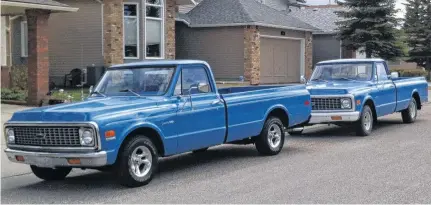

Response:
(390, 68), (428, 77)
(1, 88), (27, 101)
(11, 65), (28, 90)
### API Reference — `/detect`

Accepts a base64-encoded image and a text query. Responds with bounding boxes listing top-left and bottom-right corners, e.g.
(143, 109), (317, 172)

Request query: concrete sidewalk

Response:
(1, 104), (34, 178)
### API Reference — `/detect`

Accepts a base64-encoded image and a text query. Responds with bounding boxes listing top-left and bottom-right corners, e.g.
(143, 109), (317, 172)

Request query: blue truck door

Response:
(375, 62), (397, 116)
(174, 65), (226, 153)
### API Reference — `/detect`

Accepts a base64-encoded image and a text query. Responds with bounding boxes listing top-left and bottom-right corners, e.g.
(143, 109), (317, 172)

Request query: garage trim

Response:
(260, 35), (305, 81)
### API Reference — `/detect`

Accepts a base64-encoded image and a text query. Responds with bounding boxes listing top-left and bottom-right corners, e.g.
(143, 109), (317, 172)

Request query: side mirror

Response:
(390, 72), (399, 79)
(187, 82), (202, 95)
(300, 75), (307, 84)
(88, 85), (94, 97)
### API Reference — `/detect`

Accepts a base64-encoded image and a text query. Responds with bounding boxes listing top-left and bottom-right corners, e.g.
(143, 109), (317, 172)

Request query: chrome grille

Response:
(311, 97), (342, 110)
(13, 127), (81, 147)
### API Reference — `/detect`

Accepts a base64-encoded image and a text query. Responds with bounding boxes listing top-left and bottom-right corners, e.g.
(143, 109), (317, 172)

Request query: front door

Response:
(174, 65), (226, 153)
(375, 62), (396, 116)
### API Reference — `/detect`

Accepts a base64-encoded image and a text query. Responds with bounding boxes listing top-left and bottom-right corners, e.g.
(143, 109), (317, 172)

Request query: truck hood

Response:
(306, 81), (373, 95)
(9, 97), (162, 122)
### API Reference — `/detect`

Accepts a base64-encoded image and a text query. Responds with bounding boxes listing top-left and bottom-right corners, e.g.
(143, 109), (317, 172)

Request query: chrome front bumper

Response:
(5, 148), (107, 168)
(309, 112), (360, 124)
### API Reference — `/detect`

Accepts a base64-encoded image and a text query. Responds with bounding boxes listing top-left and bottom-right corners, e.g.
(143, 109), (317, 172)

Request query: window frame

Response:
(20, 21), (28, 57)
(145, 0), (165, 59)
(175, 66), (214, 96)
(123, 2), (140, 60)
(376, 62), (389, 81)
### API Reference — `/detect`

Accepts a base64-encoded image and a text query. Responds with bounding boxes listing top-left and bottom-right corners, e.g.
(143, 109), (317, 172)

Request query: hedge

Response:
(1, 88), (27, 101)
(390, 68), (428, 77)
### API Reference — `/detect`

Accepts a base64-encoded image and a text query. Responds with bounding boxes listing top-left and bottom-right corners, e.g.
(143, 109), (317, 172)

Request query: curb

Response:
(1, 100), (28, 106)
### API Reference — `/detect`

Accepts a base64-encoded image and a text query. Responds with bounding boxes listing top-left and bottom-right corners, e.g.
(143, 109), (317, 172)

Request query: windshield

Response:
(311, 63), (373, 81)
(93, 67), (175, 96)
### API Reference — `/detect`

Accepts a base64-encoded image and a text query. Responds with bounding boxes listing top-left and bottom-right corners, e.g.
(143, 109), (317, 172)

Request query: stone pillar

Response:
(244, 25), (260, 85)
(165, 0), (176, 59)
(103, 0), (123, 66)
(304, 31), (313, 78)
(26, 9), (50, 106)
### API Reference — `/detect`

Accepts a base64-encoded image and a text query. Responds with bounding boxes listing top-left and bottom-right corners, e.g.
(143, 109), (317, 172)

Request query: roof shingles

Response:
(288, 7), (346, 34)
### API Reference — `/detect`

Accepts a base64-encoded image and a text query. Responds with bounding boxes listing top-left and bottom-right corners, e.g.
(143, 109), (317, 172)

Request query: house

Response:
(2, 0), (194, 103)
(176, 0), (318, 84)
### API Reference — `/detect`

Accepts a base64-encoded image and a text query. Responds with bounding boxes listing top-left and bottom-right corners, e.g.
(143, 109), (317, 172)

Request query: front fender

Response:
(358, 95), (374, 112)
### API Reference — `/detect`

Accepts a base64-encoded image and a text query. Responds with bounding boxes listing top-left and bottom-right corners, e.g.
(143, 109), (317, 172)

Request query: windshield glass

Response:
(93, 67), (175, 96)
(311, 63), (373, 81)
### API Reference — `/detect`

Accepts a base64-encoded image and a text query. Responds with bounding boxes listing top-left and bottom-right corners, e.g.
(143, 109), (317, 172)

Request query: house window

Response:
(20, 21), (28, 57)
(145, 0), (164, 58)
(123, 3), (139, 59)
(1, 17), (8, 66)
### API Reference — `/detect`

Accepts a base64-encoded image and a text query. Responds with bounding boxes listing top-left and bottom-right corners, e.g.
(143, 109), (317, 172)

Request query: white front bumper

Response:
(309, 112), (360, 124)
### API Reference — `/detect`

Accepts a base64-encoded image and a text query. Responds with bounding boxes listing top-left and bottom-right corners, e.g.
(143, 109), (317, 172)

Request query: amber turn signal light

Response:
(331, 116), (342, 121)
(356, 100), (361, 105)
(105, 130), (116, 138)
(67, 158), (81, 165)
(15, 155), (25, 162)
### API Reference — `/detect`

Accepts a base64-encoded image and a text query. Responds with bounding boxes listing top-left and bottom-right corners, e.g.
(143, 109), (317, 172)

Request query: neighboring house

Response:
(4, 0), (193, 88)
(288, 6), (356, 67)
(176, 0), (318, 84)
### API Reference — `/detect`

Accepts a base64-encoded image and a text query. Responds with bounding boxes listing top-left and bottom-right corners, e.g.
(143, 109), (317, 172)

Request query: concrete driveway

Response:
(1, 94), (431, 203)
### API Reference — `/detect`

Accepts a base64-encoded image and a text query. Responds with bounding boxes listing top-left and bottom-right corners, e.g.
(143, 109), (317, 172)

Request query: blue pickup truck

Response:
(4, 60), (311, 187)
(290, 58), (428, 136)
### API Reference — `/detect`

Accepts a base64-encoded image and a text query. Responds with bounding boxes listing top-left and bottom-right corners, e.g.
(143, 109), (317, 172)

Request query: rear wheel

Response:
(255, 117), (285, 156)
(30, 165), (71, 181)
(355, 105), (373, 136)
(116, 135), (158, 188)
(402, 98), (418, 123)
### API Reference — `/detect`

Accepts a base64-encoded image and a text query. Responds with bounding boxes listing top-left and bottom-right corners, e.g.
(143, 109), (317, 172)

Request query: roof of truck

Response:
(317, 58), (385, 64)
(109, 60), (209, 69)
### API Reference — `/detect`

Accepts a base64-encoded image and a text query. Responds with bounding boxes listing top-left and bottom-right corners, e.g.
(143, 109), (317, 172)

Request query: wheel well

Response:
(267, 108), (289, 128)
(364, 99), (377, 122)
(119, 127), (165, 157)
(413, 92), (421, 110)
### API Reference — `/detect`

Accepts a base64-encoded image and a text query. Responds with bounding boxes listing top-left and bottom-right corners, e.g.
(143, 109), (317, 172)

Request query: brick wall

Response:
(244, 26), (260, 85)
(165, 0), (176, 59)
(103, 0), (123, 66)
(305, 31), (313, 78)
(1, 66), (11, 88)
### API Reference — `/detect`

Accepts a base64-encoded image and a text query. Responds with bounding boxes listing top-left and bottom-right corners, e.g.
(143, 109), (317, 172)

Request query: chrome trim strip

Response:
(311, 94), (356, 112)
(4, 121), (102, 151)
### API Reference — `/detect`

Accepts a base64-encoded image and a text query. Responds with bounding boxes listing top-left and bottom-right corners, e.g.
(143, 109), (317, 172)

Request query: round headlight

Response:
(341, 98), (352, 109)
(6, 128), (15, 144)
(80, 130), (94, 146)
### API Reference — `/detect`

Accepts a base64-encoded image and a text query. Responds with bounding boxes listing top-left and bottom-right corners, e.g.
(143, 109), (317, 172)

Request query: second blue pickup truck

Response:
(4, 60), (311, 187)
(290, 58), (429, 136)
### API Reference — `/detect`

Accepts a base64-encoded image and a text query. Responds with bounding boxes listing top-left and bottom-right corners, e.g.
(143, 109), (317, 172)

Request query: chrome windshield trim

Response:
(4, 121), (102, 151)
(311, 94), (356, 112)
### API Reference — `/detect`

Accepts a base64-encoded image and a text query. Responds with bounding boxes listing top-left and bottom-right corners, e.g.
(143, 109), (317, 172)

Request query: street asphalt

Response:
(1, 96), (431, 204)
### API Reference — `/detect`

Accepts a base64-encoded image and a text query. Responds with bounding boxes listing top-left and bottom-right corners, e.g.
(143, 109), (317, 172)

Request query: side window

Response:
(376, 63), (388, 81)
(177, 67), (212, 95)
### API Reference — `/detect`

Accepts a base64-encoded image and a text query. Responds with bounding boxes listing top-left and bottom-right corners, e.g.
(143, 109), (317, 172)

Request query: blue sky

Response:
(306, 0), (406, 17)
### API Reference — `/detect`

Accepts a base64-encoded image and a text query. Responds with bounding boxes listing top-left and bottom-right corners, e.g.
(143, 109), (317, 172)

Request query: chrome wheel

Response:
(267, 124), (282, 149)
(363, 111), (372, 131)
(129, 146), (152, 178)
(409, 100), (417, 119)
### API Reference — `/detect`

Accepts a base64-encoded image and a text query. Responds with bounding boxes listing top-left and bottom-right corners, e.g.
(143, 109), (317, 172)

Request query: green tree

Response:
(335, 0), (403, 60)
(404, 0), (431, 71)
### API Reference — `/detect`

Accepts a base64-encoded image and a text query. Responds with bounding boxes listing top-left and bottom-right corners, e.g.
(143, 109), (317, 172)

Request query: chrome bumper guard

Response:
(309, 112), (360, 124)
(5, 148), (107, 168)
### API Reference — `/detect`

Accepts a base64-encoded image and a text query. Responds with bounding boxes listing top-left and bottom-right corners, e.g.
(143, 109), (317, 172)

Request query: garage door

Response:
(260, 37), (302, 84)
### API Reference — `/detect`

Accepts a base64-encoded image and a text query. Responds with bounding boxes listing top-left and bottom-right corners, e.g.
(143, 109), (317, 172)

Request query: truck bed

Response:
(393, 77), (429, 111)
(219, 84), (311, 143)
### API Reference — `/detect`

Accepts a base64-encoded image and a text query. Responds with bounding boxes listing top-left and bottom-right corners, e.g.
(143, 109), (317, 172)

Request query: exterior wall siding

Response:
(176, 23), (245, 80)
(49, 0), (103, 86)
(312, 34), (341, 66)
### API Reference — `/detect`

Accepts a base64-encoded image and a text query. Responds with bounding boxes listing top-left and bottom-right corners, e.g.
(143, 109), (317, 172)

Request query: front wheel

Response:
(116, 135), (159, 188)
(402, 98), (418, 123)
(355, 105), (374, 136)
(255, 117), (285, 156)
(30, 165), (71, 181)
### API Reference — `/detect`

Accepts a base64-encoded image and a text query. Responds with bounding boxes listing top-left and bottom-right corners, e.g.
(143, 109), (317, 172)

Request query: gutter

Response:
(0, 1), (79, 12)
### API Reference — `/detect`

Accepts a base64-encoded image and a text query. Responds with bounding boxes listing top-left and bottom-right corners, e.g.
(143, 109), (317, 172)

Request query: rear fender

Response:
(263, 104), (290, 127)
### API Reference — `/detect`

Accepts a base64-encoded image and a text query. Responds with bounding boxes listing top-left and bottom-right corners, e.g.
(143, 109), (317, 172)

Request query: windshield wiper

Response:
(311, 78), (328, 82)
(119, 89), (141, 97)
(335, 77), (357, 81)
(91, 91), (107, 97)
